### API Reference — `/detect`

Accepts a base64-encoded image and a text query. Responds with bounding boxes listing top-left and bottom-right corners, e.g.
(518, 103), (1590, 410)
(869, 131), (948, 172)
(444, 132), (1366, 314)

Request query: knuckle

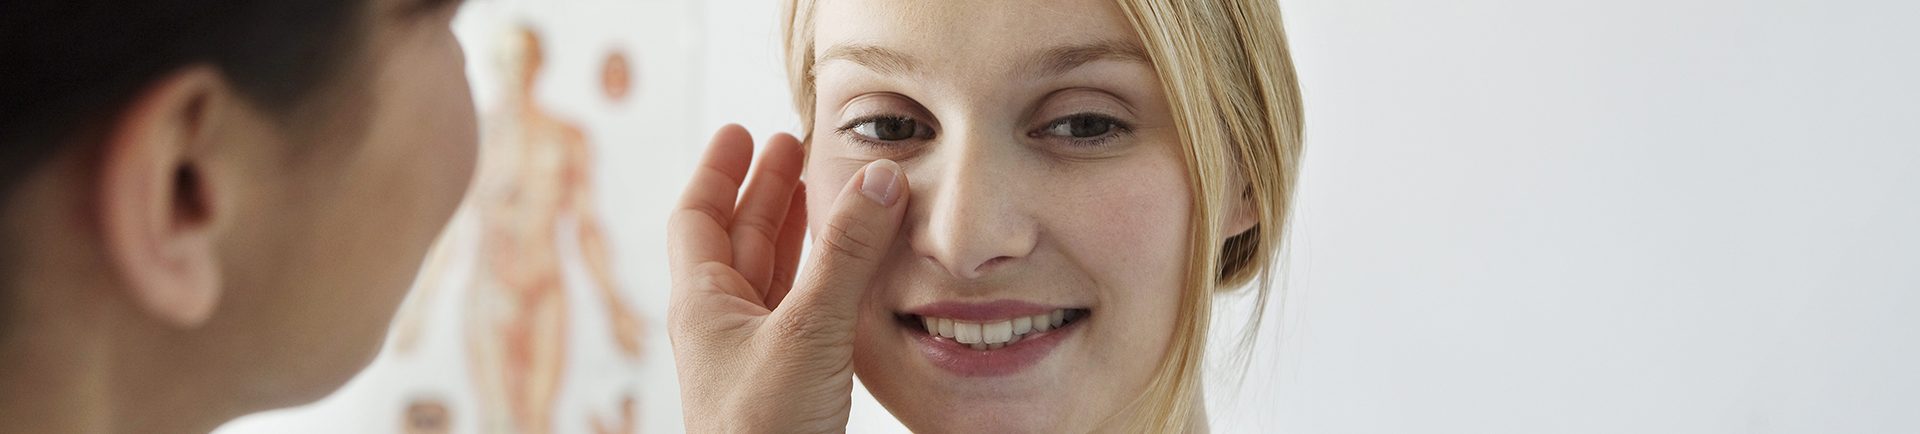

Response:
(698, 163), (747, 190)
(673, 261), (728, 293)
(760, 165), (803, 190)
(671, 204), (732, 240)
(732, 216), (783, 248)
(820, 216), (880, 262)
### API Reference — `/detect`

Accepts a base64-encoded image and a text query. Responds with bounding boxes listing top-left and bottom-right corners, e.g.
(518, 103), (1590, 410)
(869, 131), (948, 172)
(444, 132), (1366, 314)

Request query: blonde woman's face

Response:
(803, 0), (1191, 430)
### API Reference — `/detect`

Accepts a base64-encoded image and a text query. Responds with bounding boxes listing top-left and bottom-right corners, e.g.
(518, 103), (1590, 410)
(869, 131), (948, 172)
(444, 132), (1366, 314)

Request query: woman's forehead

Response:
(811, 0), (1143, 72)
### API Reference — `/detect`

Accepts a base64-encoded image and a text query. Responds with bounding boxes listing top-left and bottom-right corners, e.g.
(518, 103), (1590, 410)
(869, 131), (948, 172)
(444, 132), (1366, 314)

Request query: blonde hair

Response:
(780, 0), (1303, 430)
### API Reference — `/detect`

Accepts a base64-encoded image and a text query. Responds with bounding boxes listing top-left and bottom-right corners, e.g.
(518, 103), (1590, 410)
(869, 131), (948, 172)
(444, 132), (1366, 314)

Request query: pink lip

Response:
(902, 300), (1064, 322)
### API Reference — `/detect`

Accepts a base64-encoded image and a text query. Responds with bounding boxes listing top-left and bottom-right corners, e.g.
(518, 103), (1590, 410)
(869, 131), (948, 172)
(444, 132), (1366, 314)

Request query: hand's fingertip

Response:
(859, 159), (905, 207)
(712, 124), (753, 146)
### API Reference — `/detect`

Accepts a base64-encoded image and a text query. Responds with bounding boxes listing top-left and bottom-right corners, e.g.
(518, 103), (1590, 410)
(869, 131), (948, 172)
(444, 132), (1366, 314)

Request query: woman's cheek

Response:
(1049, 161), (1192, 355)
(1058, 165), (1191, 281)
(802, 164), (855, 236)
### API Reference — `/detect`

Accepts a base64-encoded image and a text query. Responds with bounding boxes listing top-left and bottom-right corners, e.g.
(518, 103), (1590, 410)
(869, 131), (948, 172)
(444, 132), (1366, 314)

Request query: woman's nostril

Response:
(973, 256), (1012, 276)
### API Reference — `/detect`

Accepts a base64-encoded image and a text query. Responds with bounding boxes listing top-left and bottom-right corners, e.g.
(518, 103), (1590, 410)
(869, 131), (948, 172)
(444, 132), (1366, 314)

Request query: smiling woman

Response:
(667, 0), (1299, 432)
(794, 0), (1302, 430)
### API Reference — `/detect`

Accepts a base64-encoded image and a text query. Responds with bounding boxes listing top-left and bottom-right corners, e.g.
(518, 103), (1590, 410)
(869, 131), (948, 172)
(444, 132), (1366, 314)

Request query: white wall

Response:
(1232, 0), (1920, 432)
(222, 0), (1920, 433)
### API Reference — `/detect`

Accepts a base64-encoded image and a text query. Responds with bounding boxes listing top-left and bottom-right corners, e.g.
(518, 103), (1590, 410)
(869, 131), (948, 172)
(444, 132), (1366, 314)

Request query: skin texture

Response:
(0, 0), (477, 432)
(804, 0), (1193, 431)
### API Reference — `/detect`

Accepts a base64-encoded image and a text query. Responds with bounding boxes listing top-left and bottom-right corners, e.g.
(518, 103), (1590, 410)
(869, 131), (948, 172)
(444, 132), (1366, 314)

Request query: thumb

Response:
(766, 159), (908, 342)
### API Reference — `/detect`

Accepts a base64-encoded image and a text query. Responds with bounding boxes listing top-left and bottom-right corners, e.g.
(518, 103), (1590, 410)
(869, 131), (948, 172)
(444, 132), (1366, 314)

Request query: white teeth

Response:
(983, 321), (1013, 344)
(1032, 314), (1053, 332)
(955, 322), (983, 344)
(918, 308), (1081, 349)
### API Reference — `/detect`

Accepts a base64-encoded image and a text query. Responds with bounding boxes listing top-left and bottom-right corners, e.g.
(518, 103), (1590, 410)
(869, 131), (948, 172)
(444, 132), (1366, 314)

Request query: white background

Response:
(222, 0), (1920, 432)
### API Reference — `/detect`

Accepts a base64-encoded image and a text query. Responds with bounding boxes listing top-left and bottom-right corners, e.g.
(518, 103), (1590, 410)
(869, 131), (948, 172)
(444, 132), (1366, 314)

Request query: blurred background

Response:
(217, 0), (1919, 433)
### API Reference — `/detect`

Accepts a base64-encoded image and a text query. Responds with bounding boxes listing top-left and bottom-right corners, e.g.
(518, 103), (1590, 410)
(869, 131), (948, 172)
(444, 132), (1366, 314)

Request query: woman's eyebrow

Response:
(814, 40), (1149, 78)
(816, 44), (920, 77)
(1030, 40), (1150, 77)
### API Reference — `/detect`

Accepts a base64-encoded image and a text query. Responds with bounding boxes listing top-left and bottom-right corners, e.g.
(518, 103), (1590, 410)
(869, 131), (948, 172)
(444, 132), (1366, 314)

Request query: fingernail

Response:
(860, 160), (900, 207)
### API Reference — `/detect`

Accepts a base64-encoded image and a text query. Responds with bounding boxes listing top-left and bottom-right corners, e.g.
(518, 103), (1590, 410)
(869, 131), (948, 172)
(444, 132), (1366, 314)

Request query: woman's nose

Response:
(906, 141), (1038, 281)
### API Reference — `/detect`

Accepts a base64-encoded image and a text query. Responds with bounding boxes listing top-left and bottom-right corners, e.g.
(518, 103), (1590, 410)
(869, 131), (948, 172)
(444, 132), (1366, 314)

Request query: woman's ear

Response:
(96, 67), (235, 328)
(1223, 183), (1258, 240)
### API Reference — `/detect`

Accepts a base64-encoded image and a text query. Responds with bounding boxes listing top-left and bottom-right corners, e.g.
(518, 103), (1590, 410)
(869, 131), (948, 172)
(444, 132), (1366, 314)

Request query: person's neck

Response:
(0, 311), (114, 433)
(0, 284), (230, 434)
(513, 80), (541, 115)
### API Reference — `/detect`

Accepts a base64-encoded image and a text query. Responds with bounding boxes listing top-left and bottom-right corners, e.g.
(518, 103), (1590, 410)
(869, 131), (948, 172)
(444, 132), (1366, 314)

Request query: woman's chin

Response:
(872, 393), (1072, 434)
(854, 317), (1095, 432)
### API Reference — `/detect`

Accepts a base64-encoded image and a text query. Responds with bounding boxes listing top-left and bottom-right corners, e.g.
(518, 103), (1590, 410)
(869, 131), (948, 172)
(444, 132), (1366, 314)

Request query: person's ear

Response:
(1224, 182), (1259, 240)
(96, 66), (237, 328)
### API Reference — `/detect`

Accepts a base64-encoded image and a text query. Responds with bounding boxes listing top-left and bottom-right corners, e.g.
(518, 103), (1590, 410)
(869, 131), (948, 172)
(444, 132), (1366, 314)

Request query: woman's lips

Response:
(896, 301), (1090, 377)
(903, 300), (1069, 322)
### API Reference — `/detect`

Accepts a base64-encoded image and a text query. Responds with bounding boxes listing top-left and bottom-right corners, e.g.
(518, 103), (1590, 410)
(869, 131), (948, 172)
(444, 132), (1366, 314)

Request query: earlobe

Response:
(1223, 184), (1259, 240)
(96, 67), (231, 328)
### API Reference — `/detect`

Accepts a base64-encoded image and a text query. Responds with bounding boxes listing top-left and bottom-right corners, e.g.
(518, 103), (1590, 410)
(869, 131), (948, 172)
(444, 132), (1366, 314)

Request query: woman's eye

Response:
(849, 116), (923, 141)
(1042, 115), (1123, 139)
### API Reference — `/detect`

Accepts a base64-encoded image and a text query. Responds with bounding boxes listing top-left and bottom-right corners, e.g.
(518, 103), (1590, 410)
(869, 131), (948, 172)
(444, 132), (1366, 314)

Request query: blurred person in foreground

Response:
(0, 0), (478, 432)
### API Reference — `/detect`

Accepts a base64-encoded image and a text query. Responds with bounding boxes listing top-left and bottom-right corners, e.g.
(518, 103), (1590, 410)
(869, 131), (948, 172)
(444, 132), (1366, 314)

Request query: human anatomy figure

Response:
(403, 399), (452, 434)
(465, 25), (645, 434)
(591, 394), (639, 434)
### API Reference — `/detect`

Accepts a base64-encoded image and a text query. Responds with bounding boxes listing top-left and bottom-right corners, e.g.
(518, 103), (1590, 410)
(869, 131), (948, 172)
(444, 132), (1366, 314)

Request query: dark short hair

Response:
(0, 0), (372, 201)
(0, 0), (376, 335)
